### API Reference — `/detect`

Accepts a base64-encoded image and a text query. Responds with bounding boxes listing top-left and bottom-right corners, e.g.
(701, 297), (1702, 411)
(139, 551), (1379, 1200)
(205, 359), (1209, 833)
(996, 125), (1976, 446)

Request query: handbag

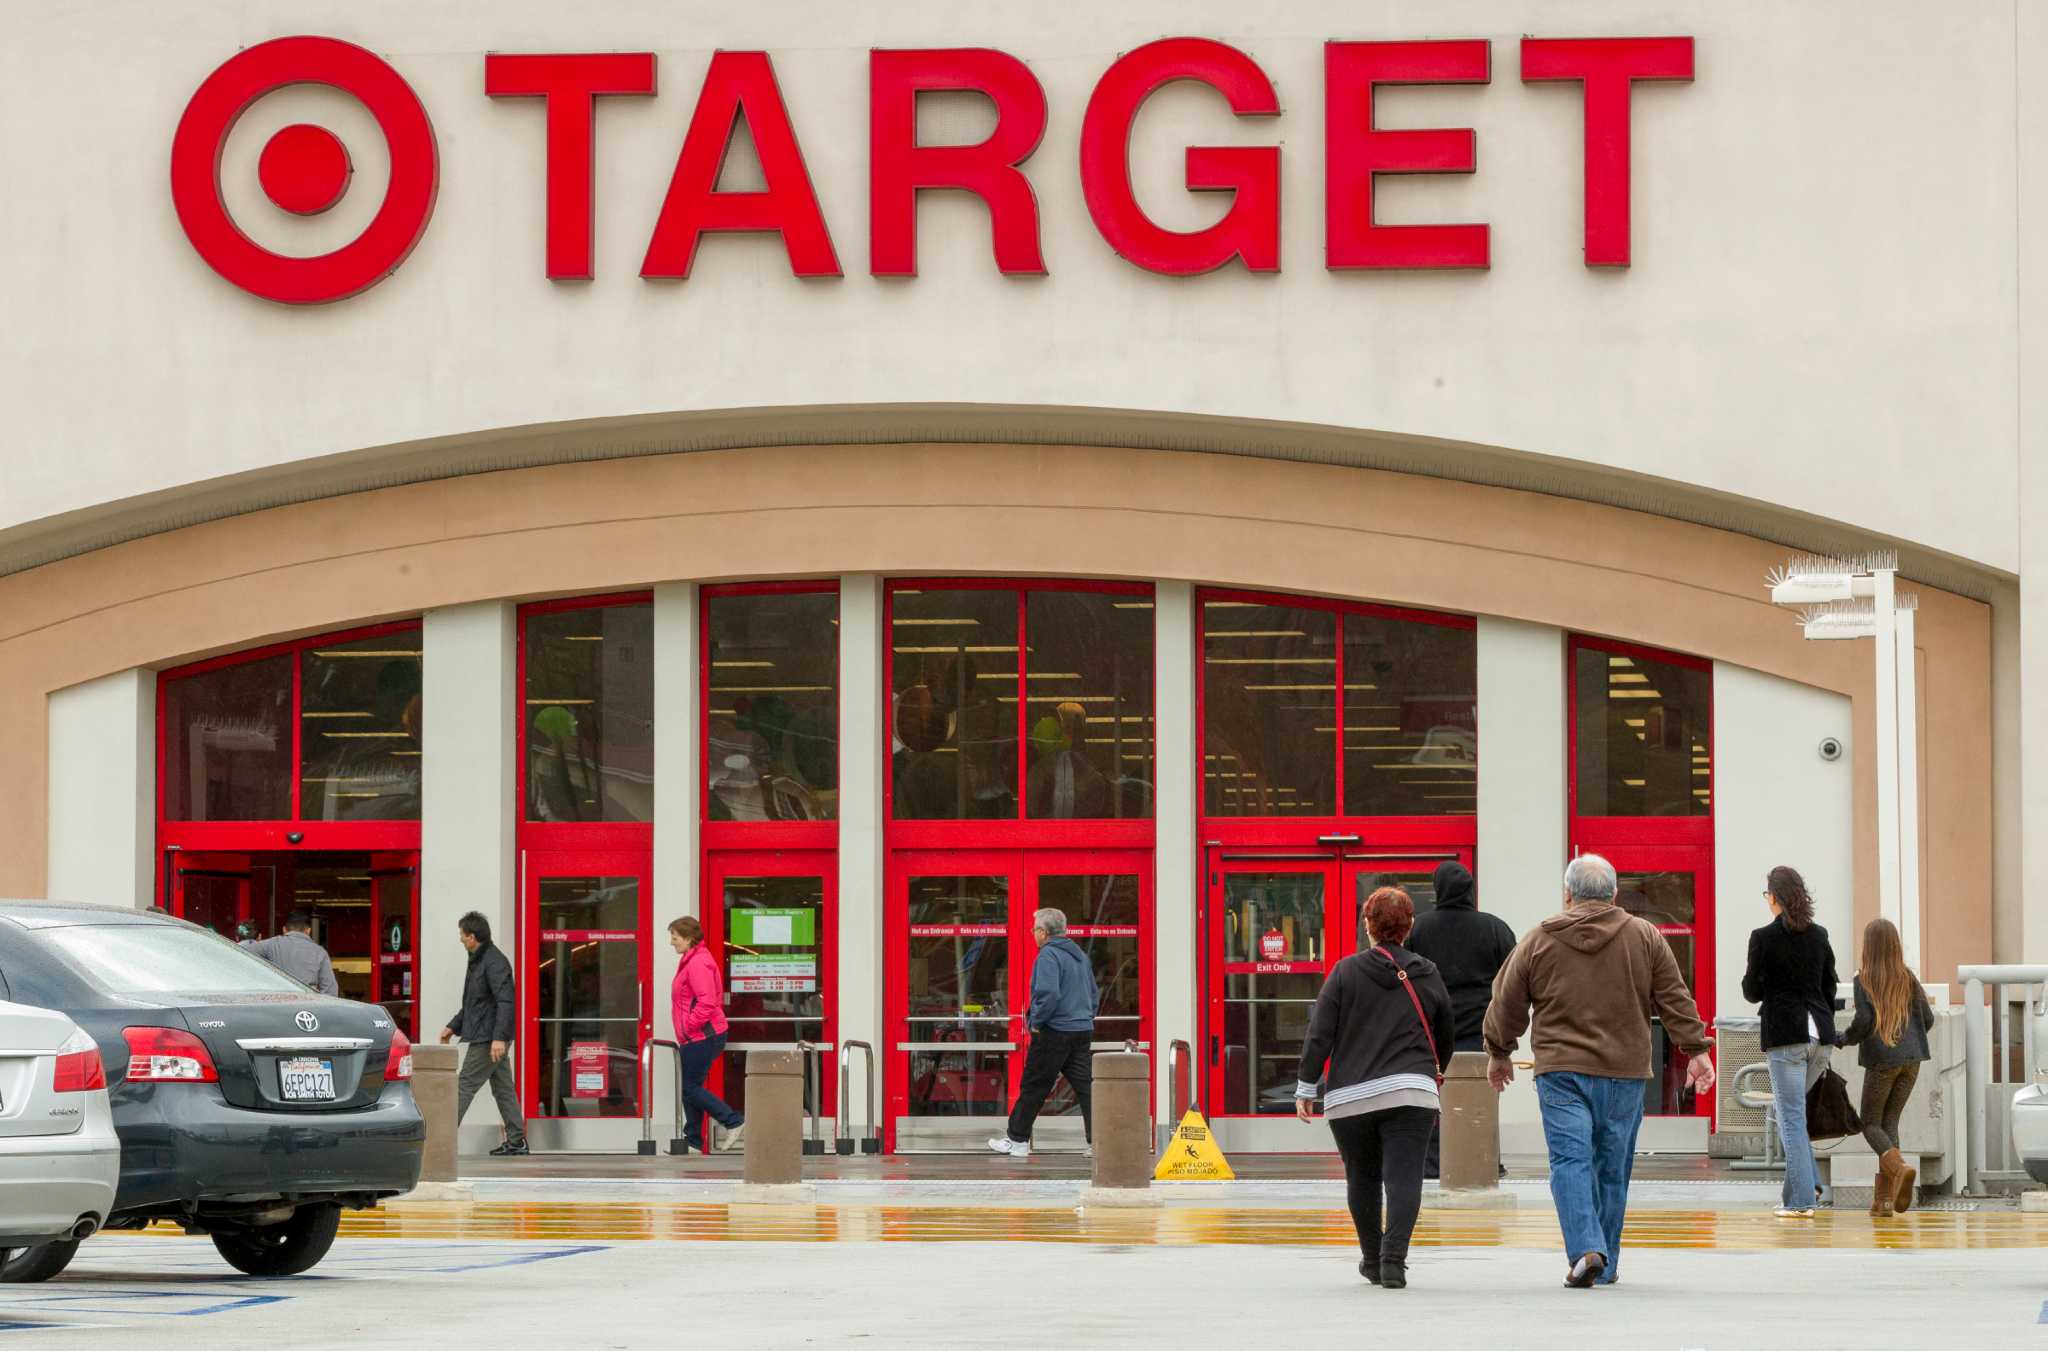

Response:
(1805, 1062), (1863, 1142)
(1373, 945), (1445, 1086)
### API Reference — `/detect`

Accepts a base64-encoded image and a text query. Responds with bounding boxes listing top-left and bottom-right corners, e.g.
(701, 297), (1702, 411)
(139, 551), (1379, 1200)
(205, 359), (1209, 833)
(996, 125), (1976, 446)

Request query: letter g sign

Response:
(170, 36), (439, 304)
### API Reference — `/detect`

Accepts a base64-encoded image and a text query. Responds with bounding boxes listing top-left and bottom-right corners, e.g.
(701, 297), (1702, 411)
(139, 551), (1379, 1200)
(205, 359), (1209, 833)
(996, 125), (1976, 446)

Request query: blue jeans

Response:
(1766, 1043), (1830, 1209)
(679, 1031), (743, 1148)
(1535, 1072), (1645, 1284)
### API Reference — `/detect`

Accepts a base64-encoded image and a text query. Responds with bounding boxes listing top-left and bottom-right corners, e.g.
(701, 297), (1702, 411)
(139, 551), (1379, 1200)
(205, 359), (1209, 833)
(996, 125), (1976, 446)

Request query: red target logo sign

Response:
(170, 36), (438, 305)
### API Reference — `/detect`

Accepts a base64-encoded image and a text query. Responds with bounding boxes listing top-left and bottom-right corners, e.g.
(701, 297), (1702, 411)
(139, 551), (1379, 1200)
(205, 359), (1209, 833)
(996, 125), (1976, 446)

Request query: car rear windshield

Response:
(39, 925), (307, 996)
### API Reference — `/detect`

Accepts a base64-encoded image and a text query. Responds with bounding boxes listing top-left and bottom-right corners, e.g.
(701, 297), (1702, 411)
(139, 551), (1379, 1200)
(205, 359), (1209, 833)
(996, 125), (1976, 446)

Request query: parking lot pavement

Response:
(0, 1234), (2039, 1349)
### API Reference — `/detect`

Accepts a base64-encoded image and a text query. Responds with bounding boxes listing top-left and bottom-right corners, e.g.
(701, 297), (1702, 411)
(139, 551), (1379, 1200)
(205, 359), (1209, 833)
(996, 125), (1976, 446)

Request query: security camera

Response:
(1818, 737), (1844, 763)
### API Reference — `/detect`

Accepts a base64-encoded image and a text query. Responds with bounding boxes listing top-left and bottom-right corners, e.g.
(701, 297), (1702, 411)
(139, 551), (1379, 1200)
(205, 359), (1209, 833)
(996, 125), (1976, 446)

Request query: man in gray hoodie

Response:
(989, 908), (1100, 1159)
(243, 910), (339, 996)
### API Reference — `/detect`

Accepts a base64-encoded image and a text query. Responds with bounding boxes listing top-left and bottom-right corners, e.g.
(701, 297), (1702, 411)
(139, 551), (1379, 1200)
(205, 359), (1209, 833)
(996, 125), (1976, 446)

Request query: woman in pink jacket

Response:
(670, 916), (743, 1152)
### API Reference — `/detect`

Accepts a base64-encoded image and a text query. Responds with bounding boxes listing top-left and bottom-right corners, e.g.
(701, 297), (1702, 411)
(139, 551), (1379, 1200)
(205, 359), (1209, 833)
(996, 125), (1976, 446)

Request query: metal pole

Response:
(1894, 600), (1921, 973)
(1965, 977), (1988, 1195)
(1872, 569), (1902, 935)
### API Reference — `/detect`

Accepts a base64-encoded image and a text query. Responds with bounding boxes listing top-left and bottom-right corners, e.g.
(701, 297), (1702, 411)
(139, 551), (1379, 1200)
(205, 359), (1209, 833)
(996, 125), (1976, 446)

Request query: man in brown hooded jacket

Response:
(1483, 854), (1714, 1289)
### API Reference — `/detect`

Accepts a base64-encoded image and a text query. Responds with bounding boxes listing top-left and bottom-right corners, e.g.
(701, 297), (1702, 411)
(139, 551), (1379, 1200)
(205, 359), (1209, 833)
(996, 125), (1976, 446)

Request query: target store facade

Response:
(2, 1), (2041, 1154)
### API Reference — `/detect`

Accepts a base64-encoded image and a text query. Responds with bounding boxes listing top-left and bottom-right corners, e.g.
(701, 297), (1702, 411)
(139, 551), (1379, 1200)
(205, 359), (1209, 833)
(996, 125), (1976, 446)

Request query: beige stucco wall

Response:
(2, 441), (1992, 977)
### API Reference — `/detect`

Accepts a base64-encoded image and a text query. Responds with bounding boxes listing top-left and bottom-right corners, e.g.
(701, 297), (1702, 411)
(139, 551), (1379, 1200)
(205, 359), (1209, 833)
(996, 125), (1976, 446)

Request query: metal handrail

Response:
(1959, 965), (2048, 1194)
(796, 1040), (826, 1155)
(837, 1040), (881, 1155)
(637, 1038), (687, 1157)
(1166, 1039), (1193, 1120)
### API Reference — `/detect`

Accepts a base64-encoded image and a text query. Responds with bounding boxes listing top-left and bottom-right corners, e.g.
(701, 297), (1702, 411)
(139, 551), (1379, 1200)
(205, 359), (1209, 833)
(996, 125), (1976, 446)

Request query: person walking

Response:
(989, 908), (1099, 1158)
(438, 911), (528, 1156)
(670, 916), (745, 1153)
(1838, 917), (1934, 1217)
(1484, 854), (1714, 1289)
(1296, 886), (1455, 1289)
(1739, 865), (1839, 1218)
(241, 910), (340, 997)
(1406, 861), (1514, 1176)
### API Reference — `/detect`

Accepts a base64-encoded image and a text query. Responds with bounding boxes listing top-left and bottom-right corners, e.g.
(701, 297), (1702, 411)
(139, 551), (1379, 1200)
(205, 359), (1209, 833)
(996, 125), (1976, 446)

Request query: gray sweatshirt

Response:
(244, 930), (339, 997)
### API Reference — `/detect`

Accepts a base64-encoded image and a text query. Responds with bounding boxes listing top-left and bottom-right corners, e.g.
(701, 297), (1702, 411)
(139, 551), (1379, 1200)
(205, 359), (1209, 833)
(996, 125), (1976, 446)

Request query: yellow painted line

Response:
(101, 1204), (2048, 1251)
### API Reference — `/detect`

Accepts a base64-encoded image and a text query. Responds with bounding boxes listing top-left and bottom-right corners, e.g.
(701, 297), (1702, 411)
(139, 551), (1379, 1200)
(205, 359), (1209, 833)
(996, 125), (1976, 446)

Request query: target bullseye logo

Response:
(171, 36), (437, 304)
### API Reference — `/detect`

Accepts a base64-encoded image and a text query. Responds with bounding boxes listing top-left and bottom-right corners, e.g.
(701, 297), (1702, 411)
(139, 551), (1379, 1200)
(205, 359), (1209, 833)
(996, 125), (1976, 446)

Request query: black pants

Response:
(1005, 1028), (1092, 1144)
(679, 1031), (743, 1148)
(1330, 1106), (1438, 1265)
(1859, 1061), (1920, 1154)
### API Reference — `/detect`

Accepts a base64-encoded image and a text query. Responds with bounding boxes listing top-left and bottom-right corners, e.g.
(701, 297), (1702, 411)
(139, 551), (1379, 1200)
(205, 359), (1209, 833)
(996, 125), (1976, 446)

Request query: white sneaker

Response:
(721, 1124), (745, 1153)
(1774, 1207), (1815, 1219)
(987, 1136), (1030, 1158)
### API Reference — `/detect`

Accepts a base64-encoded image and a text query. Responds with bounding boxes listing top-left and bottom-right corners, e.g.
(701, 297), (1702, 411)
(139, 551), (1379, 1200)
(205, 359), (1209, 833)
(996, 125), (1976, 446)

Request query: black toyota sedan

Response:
(0, 903), (423, 1280)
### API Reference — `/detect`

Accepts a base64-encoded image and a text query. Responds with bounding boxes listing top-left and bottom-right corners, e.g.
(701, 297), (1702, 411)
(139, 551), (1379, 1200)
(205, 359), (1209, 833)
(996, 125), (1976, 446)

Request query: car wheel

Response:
(210, 1203), (342, 1277)
(0, 1240), (81, 1283)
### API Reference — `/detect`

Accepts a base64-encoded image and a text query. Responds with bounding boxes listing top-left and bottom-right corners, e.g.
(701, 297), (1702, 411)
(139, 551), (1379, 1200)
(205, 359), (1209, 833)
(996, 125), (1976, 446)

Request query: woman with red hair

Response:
(1296, 885), (1456, 1289)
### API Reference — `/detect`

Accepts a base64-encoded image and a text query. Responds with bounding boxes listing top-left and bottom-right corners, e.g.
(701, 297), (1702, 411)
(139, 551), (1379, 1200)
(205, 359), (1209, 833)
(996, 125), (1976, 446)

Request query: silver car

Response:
(0, 1000), (120, 1259)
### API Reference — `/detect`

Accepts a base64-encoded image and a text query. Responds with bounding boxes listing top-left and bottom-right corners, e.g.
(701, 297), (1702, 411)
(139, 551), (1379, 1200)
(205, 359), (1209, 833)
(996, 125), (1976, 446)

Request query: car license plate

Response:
(280, 1056), (336, 1102)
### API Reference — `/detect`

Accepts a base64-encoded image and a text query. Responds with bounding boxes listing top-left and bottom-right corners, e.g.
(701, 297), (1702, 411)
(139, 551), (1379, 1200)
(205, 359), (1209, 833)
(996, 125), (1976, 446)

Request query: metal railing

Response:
(1959, 964), (2048, 1195)
(836, 1040), (881, 1155)
(637, 1038), (686, 1157)
(1166, 1039), (1193, 1120)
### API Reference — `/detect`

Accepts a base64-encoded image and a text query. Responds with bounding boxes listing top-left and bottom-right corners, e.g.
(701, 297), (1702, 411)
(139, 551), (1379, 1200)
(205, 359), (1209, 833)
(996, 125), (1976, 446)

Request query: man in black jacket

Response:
(438, 911), (528, 1156)
(1407, 861), (1515, 1176)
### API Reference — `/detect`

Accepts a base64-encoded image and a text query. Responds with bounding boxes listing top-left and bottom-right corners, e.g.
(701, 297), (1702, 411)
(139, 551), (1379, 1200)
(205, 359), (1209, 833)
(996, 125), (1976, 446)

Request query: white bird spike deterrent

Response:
(1763, 550), (1900, 591)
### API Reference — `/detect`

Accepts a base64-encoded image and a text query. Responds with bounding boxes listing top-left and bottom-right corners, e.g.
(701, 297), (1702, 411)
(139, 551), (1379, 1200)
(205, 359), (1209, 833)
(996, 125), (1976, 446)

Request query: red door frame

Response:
(369, 851), (423, 1040)
(1193, 587), (1476, 1118)
(1201, 846), (1471, 1117)
(702, 847), (839, 1113)
(519, 846), (656, 1120)
(883, 847), (1155, 1149)
(1567, 633), (1715, 1120)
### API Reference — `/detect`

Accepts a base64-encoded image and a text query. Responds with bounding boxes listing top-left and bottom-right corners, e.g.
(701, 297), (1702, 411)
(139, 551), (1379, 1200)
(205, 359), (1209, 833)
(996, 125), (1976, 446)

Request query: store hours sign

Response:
(170, 34), (1693, 304)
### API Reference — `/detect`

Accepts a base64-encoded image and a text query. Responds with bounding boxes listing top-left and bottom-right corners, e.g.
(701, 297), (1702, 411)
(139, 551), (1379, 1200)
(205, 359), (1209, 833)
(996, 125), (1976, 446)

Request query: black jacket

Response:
(1839, 975), (1934, 1067)
(1295, 942), (1455, 1113)
(1741, 915), (1839, 1051)
(1406, 862), (1517, 1051)
(446, 941), (517, 1044)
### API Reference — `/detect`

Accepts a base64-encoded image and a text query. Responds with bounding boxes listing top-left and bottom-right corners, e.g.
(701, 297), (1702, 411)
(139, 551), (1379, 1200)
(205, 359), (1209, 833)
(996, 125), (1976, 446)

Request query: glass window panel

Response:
(1222, 872), (1328, 965)
(1343, 616), (1475, 817)
(891, 589), (1019, 820)
(534, 875), (642, 1117)
(373, 871), (416, 1033)
(280, 860), (375, 1004)
(908, 1048), (1010, 1117)
(525, 604), (655, 823)
(903, 876), (1010, 1045)
(179, 872), (246, 940)
(1202, 601), (1336, 816)
(1038, 874), (1142, 1022)
(1575, 646), (1712, 817)
(1024, 591), (1155, 819)
(163, 654), (292, 820)
(1348, 870), (1442, 950)
(1222, 972), (1324, 1115)
(1617, 870), (1700, 1116)
(706, 591), (839, 822)
(299, 632), (423, 822)
(721, 875), (825, 1022)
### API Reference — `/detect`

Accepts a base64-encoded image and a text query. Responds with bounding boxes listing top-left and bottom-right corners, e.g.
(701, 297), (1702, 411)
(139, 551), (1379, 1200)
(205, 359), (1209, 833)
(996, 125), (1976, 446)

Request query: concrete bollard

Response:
(1081, 1051), (1161, 1209)
(741, 1049), (806, 1189)
(1439, 1050), (1500, 1191)
(410, 1042), (461, 1186)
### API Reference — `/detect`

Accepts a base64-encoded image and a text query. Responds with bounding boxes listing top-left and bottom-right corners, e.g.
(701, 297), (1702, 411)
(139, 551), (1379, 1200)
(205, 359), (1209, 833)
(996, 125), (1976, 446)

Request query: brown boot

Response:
(1888, 1149), (1917, 1214)
(1870, 1150), (1898, 1218)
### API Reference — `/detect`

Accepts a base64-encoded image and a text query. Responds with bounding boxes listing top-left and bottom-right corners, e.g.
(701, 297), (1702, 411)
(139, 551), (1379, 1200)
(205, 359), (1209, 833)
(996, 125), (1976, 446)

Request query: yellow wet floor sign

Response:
(1153, 1108), (1235, 1181)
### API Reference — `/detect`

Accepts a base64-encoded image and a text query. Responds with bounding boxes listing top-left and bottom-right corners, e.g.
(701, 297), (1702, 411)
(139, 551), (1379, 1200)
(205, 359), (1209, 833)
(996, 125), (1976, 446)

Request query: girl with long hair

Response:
(1838, 918), (1935, 1216)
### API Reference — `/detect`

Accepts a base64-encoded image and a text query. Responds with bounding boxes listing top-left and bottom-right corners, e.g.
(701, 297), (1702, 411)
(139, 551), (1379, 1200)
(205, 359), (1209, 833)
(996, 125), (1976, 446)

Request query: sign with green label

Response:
(731, 907), (815, 948)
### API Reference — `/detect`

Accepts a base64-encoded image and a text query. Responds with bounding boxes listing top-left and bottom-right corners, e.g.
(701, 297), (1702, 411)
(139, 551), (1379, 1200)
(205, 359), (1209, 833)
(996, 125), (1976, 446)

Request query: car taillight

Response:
(384, 1028), (413, 1082)
(52, 1044), (106, 1093)
(123, 1026), (219, 1083)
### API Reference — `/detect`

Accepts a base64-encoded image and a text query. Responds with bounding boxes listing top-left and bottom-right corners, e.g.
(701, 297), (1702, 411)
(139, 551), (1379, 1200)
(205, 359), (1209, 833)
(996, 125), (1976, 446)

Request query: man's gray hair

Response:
(1564, 854), (1619, 903)
(1032, 907), (1068, 936)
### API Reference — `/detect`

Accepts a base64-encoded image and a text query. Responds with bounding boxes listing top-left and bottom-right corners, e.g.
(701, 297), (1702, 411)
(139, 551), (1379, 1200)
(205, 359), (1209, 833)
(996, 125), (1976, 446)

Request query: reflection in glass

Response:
(179, 872), (246, 939)
(1202, 601), (1336, 816)
(300, 632), (423, 821)
(1617, 870), (1700, 1116)
(1024, 591), (1154, 819)
(891, 590), (1019, 820)
(534, 875), (642, 1116)
(1222, 873), (1326, 965)
(1349, 871), (1440, 948)
(1575, 646), (1712, 817)
(905, 875), (1010, 1117)
(718, 874), (827, 1118)
(525, 604), (655, 823)
(373, 870), (416, 1035)
(1343, 616), (1475, 817)
(1224, 972), (1323, 1114)
(163, 654), (293, 820)
(1038, 873), (1142, 1027)
(707, 592), (839, 822)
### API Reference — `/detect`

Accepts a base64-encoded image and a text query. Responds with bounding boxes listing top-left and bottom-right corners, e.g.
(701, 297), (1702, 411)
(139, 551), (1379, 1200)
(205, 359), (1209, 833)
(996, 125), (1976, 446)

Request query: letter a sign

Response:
(1153, 1108), (1236, 1181)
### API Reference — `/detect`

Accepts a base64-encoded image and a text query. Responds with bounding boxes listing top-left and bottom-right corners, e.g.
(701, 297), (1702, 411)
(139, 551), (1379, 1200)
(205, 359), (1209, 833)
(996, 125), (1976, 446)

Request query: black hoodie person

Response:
(1407, 862), (1517, 1053)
